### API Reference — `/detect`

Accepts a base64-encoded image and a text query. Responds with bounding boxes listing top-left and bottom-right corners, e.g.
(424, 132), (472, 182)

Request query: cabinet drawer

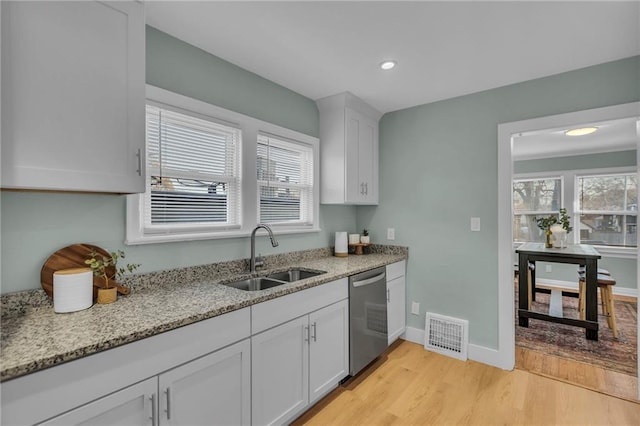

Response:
(251, 278), (348, 334)
(386, 260), (406, 281)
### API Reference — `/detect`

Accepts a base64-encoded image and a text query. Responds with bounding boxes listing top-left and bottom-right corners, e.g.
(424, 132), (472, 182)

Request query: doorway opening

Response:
(497, 102), (640, 401)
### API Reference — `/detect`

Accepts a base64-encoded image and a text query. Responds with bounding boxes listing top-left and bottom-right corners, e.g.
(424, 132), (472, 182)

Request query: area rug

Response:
(515, 290), (637, 376)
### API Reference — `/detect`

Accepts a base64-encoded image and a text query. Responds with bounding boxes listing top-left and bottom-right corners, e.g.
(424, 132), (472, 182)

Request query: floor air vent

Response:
(424, 313), (469, 361)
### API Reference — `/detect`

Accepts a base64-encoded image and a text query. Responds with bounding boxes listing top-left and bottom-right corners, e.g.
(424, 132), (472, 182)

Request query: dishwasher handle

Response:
(352, 272), (386, 288)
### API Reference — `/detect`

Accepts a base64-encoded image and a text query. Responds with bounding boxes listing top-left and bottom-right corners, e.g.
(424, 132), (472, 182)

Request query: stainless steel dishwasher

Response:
(349, 266), (388, 376)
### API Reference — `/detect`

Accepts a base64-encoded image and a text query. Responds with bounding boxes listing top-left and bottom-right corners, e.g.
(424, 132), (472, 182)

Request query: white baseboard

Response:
(536, 278), (638, 298)
(403, 326), (507, 370)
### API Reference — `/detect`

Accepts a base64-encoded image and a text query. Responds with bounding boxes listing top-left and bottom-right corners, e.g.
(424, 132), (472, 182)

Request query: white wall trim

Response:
(402, 327), (507, 369)
(497, 102), (640, 388)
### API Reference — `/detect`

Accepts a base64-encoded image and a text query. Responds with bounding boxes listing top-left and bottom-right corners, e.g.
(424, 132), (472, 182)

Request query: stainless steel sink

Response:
(222, 277), (287, 291)
(266, 269), (326, 282)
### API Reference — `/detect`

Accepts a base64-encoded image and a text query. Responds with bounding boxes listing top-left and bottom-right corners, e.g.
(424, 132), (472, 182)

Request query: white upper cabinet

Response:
(1, 0), (145, 193)
(316, 92), (381, 205)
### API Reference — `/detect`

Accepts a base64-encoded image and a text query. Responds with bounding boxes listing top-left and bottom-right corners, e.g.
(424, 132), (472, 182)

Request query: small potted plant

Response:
(360, 229), (370, 244)
(536, 208), (572, 248)
(85, 249), (140, 304)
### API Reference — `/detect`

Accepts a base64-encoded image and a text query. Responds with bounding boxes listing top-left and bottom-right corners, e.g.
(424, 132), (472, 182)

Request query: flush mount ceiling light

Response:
(380, 60), (396, 70)
(564, 127), (598, 136)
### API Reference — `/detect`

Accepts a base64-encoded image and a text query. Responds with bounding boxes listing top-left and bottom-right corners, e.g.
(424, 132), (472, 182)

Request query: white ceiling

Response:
(145, 1), (640, 114)
(512, 117), (638, 161)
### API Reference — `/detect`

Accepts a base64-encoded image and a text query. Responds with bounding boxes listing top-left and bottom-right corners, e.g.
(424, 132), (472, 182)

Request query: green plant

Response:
(558, 208), (573, 233)
(536, 208), (572, 233)
(362, 229), (369, 236)
(85, 249), (140, 289)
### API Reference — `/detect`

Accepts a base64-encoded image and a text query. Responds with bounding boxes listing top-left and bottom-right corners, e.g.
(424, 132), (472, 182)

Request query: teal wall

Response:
(358, 56), (639, 349)
(0, 27), (357, 294)
(515, 150), (637, 289)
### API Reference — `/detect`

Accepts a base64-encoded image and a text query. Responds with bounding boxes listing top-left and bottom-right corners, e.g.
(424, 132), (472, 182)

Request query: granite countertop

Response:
(0, 246), (407, 382)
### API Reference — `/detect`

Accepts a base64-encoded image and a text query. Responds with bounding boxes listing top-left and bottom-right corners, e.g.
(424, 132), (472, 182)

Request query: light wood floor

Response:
(516, 346), (638, 402)
(293, 340), (640, 426)
(515, 284), (638, 401)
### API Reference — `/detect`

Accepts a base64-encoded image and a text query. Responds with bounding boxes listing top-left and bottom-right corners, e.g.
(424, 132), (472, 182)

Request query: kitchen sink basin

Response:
(266, 269), (326, 282)
(222, 277), (287, 291)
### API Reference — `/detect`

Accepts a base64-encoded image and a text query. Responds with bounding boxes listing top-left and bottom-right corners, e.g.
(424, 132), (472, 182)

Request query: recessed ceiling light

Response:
(565, 127), (598, 136)
(380, 60), (396, 70)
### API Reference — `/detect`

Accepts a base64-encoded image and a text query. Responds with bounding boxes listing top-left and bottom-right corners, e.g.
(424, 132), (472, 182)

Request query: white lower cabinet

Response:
(252, 296), (349, 426)
(386, 260), (407, 345)
(38, 339), (251, 426)
(39, 378), (156, 426)
(251, 316), (309, 426)
(158, 339), (251, 426)
(308, 301), (349, 404)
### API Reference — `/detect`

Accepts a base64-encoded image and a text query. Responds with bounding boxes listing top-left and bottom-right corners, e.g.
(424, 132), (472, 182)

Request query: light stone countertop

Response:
(1, 247), (407, 382)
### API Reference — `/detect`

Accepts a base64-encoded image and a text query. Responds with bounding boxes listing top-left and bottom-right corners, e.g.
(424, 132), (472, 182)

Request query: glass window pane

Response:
(513, 214), (547, 243)
(513, 179), (561, 212)
(578, 176), (626, 211)
(579, 213), (637, 247)
(627, 175), (637, 209)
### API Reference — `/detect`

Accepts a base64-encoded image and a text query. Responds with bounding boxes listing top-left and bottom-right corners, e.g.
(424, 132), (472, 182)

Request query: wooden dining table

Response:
(516, 242), (602, 340)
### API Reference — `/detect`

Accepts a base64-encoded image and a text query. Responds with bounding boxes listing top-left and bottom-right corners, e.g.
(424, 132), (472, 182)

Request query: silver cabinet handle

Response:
(136, 148), (142, 176)
(149, 394), (157, 426)
(304, 325), (309, 342)
(164, 388), (172, 420)
(360, 182), (364, 195)
(387, 289), (390, 303)
(311, 322), (317, 342)
(365, 182), (368, 195)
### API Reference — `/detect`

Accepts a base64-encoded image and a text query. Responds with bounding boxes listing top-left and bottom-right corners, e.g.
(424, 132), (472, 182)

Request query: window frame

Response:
(126, 85), (320, 245)
(512, 174), (564, 244)
(574, 168), (637, 254)
(257, 133), (316, 228)
(513, 166), (637, 258)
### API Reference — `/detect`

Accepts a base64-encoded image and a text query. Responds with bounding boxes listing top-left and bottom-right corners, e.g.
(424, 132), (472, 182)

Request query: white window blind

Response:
(145, 104), (241, 232)
(257, 133), (314, 226)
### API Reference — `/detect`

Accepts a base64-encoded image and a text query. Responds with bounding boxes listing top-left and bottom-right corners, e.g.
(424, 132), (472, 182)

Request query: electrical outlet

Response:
(411, 301), (420, 315)
(387, 228), (395, 240)
(545, 265), (552, 273)
(470, 217), (481, 232)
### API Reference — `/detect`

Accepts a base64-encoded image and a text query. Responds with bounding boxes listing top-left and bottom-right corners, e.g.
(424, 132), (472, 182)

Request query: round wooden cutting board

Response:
(41, 244), (129, 298)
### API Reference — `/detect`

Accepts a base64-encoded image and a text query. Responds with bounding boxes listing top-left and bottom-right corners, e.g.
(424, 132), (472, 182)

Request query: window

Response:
(257, 134), (314, 227)
(145, 104), (241, 231)
(512, 177), (562, 242)
(127, 86), (320, 244)
(577, 173), (637, 247)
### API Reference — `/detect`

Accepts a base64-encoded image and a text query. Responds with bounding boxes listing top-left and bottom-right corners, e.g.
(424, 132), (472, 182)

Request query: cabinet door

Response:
(308, 299), (349, 404)
(158, 339), (251, 426)
(39, 377), (156, 426)
(344, 108), (378, 204)
(252, 316), (309, 426)
(1, 0), (145, 193)
(387, 275), (406, 345)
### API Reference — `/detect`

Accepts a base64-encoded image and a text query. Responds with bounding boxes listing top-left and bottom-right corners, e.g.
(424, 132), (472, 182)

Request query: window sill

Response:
(126, 227), (321, 246)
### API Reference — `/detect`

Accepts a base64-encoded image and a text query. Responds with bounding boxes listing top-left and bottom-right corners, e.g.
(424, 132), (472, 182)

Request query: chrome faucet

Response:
(250, 224), (279, 273)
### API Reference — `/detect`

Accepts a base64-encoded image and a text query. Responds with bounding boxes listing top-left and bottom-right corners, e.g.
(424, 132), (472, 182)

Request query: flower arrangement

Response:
(536, 208), (572, 247)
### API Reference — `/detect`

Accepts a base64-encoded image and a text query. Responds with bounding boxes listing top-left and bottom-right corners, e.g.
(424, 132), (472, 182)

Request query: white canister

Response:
(349, 234), (360, 244)
(53, 268), (94, 313)
(334, 232), (348, 257)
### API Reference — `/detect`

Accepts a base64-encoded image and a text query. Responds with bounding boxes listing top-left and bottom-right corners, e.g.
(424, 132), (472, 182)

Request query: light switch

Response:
(387, 228), (395, 240)
(411, 301), (420, 315)
(470, 217), (481, 232)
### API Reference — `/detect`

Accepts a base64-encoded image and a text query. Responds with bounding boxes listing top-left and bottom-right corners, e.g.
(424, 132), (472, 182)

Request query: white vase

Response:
(334, 232), (348, 257)
(550, 224), (567, 248)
